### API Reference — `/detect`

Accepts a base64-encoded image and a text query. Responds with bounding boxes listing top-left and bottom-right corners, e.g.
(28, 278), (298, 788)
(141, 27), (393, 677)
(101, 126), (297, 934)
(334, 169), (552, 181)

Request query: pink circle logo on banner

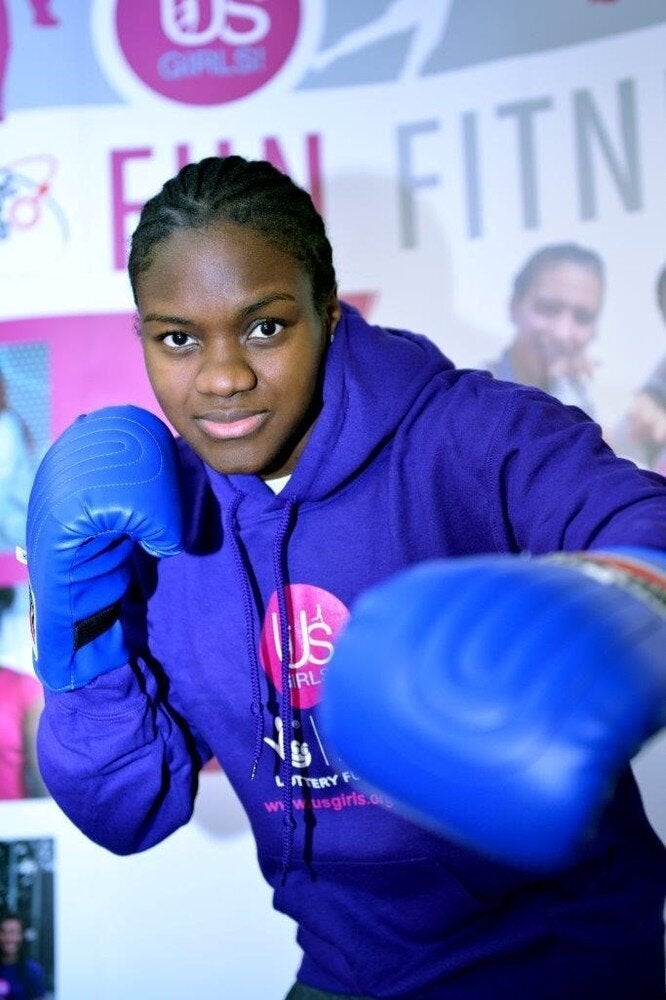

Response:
(115, 0), (301, 105)
(260, 584), (350, 709)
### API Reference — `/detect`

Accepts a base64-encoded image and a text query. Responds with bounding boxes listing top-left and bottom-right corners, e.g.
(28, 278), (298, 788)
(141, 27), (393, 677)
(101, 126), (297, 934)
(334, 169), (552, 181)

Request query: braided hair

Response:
(128, 155), (337, 315)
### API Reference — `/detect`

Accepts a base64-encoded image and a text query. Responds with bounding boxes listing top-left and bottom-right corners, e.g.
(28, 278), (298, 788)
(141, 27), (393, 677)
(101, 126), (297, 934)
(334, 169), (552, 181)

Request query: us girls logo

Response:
(94, 0), (313, 107)
(259, 584), (349, 709)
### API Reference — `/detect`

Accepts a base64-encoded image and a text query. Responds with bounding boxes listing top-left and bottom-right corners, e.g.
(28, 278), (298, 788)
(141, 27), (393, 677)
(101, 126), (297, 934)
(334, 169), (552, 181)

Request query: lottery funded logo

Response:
(113, 0), (302, 106)
(260, 584), (349, 709)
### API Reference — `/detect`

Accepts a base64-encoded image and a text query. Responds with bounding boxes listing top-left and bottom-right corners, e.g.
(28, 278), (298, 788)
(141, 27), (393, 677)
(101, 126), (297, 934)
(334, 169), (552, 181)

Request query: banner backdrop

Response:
(0, 3), (664, 996)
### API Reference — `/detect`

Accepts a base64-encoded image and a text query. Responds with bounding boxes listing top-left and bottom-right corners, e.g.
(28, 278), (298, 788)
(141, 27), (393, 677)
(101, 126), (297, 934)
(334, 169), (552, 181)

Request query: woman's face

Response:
(136, 223), (339, 478)
(0, 918), (23, 961)
(510, 262), (602, 369)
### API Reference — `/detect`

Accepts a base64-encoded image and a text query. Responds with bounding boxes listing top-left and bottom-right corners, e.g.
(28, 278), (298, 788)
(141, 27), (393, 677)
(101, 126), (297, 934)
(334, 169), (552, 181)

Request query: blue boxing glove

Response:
(24, 405), (182, 692)
(321, 548), (666, 871)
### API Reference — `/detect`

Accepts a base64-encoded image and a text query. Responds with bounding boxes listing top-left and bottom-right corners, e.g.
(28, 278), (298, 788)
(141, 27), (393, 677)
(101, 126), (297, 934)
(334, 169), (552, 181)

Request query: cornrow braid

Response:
(128, 155), (336, 314)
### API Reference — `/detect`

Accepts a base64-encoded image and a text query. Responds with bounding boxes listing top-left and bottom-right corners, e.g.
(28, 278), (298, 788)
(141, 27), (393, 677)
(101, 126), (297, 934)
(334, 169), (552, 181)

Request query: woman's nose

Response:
(195, 344), (257, 396)
(550, 312), (582, 348)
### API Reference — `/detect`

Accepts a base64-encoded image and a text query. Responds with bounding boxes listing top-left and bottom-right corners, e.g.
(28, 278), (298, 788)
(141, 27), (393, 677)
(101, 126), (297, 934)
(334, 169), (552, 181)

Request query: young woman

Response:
(0, 911), (45, 1000)
(28, 156), (666, 999)
(487, 242), (604, 414)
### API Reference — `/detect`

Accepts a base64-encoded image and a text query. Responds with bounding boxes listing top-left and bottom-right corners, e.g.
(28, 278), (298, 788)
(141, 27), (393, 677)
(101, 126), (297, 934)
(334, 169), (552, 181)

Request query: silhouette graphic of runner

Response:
(311, 0), (455, 80)
(0, 1), (59, 121)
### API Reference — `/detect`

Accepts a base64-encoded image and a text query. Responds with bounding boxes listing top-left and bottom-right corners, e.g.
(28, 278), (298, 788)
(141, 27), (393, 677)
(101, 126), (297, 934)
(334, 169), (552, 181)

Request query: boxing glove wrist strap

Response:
(74, 599), (123, 652)
(545, 549), (666, 617)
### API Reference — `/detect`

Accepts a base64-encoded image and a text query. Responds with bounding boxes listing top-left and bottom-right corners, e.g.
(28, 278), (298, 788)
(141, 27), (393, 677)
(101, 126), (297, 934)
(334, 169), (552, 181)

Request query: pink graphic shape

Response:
(0, 311), (161, 585)
(30, 0), (59, 27)
(260, 584), (349, 709)
(343, 291), (378, 319)
(115, 0), (301, 106)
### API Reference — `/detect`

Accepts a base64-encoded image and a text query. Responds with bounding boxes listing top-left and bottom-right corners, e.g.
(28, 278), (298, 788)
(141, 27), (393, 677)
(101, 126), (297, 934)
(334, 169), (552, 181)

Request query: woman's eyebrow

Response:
(142, 312), (193, 325)
(237, 292), (297, 318)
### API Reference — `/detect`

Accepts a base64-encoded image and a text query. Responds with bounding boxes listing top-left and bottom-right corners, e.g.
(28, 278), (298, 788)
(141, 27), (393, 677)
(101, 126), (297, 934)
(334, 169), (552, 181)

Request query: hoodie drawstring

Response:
(225, 491), (265, 779)
(226, 491), (298, 881)
(273, 497), (297, 880)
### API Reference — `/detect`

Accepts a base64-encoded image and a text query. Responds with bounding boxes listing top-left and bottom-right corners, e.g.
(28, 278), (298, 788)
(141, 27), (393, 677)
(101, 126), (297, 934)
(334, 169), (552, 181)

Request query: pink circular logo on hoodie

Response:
(260, 584), (350, 709)
(115, 0), (301, 105)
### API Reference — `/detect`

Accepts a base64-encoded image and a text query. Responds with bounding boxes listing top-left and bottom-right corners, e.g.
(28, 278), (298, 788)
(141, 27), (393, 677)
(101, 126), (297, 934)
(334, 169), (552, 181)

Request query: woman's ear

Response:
(326, 290), (342, 342)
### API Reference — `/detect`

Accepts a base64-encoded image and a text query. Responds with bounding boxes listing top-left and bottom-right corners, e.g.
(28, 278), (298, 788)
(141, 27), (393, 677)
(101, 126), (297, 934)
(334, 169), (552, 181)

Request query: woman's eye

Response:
(249, 319), (284, 340)
(161, 331), (195, 349)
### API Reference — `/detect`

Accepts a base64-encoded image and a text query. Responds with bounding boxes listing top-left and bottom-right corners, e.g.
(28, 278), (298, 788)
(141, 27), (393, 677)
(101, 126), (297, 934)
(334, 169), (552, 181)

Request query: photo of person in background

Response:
(0, 588), (46, 800)
(487, 243), (605, 416)
(0, 911), (46, 1000)
(0, 345), (49, 803)
(0, 841), (54, 999)
(610, 264), (666, 475)
(0, 368), (35, 556)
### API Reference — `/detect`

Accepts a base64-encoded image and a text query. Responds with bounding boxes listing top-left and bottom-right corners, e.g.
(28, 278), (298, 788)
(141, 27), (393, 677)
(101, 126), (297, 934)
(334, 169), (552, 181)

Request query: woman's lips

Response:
(196, 411), (268, 440)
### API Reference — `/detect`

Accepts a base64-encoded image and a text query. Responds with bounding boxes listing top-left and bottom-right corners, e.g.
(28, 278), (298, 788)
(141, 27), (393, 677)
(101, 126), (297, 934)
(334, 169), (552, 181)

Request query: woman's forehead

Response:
(152, 223), (301, 275)
(136, 225), (313, 318)
(526, 262), (603, 303)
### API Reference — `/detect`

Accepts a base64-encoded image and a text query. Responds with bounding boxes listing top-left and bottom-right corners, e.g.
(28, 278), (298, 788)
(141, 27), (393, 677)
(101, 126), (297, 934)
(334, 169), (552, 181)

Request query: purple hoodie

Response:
(39, 305), (666, 998)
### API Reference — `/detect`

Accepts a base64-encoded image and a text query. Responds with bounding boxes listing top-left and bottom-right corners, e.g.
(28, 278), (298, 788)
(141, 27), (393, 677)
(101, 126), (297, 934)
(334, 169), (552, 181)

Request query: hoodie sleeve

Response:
(484, 386), (666, 555)
(37, 654), (212, 856)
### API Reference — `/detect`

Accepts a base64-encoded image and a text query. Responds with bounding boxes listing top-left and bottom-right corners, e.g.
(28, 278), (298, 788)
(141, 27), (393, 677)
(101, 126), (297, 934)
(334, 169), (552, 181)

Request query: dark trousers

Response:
(285, 984), (373, 1000)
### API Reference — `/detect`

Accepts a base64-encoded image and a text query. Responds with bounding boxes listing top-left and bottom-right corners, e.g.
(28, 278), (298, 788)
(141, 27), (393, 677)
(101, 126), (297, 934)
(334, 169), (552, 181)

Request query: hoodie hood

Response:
(204, 302), (455, 506)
